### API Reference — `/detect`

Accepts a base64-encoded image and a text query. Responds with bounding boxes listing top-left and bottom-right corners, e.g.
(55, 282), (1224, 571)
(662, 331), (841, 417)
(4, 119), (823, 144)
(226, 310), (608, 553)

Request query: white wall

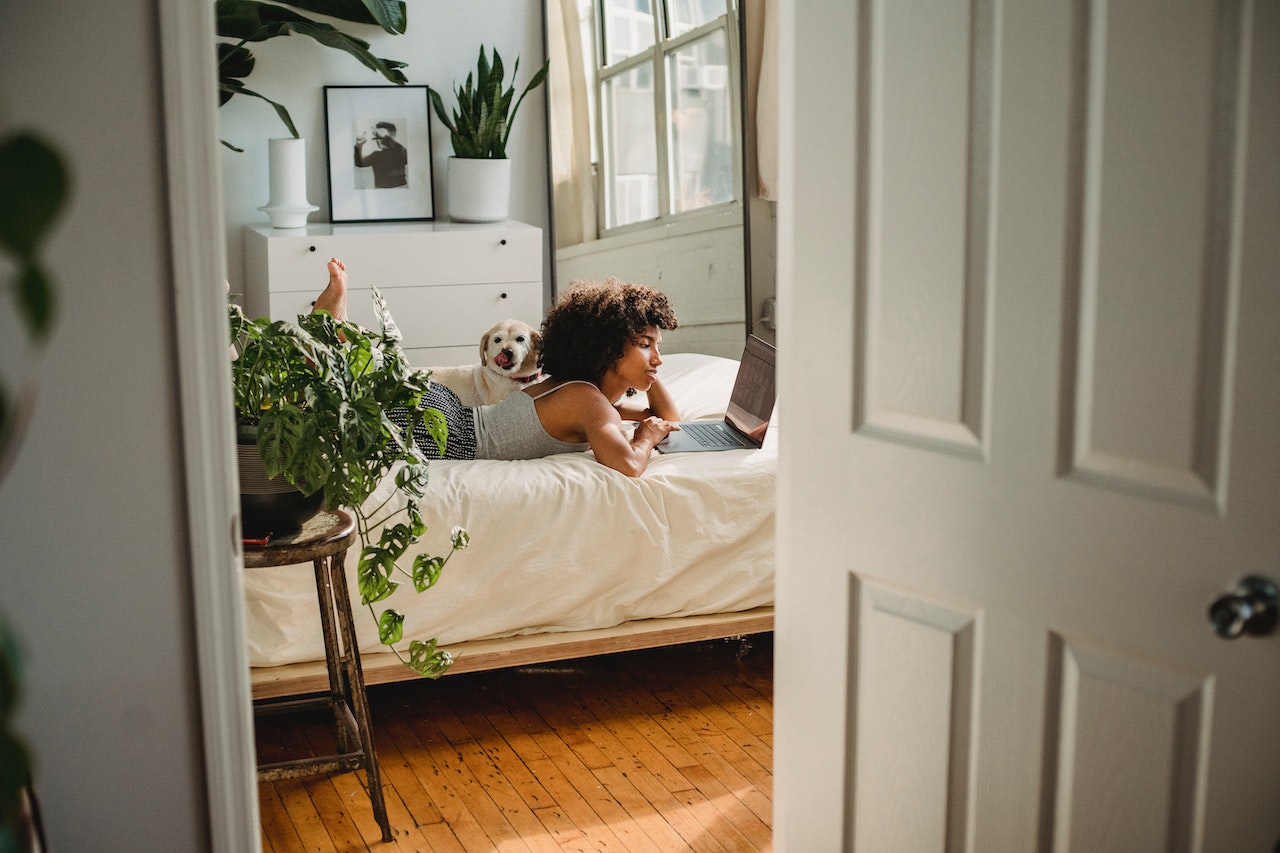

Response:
(218, 0), (552, 305)
(0, 2), (217, 849)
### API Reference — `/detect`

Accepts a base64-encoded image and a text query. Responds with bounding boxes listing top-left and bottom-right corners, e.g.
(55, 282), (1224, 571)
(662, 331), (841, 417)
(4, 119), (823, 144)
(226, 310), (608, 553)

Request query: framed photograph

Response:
(323, 85), (435, 223)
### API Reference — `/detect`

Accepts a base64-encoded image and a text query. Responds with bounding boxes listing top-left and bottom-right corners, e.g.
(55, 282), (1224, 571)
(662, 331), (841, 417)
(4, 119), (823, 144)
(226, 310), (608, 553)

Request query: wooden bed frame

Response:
(250, 606), (773, 700)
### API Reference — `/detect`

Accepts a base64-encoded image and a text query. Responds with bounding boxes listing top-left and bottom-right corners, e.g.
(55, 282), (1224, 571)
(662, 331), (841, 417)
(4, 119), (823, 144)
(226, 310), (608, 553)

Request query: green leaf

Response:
(421, 406), (448, 456)
(273, 0), (406, 33)
(0, 132), (71, 262)
(288, 19), (408, 84)
(407, 638), (452, 679)
(411, 555), (444, 593)
(394, 462), (429, 501)
(218, 80), (299, 138)
(357, 547), (398, 604)
(0, 619), (25, 720)
(378, 522), (415, 562)
(15, 266), (55, 340)
(217, 42), (255, 80)
(377, 609), (404, 644)
(450, 527), (471, 551)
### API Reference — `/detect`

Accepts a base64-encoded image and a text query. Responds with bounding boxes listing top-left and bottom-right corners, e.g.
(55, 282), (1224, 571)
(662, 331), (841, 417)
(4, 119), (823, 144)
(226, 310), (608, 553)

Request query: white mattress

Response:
(242, 352), (777, 667)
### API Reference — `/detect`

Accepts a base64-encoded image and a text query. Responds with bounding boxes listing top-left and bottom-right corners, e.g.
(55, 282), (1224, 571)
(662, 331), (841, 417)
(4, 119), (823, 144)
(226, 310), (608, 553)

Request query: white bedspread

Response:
(243, 352), (776, 667)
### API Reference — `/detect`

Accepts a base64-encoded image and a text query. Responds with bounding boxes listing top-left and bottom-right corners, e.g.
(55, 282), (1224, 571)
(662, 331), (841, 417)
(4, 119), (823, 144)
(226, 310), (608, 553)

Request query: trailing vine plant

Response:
(229, 291), (464, 677)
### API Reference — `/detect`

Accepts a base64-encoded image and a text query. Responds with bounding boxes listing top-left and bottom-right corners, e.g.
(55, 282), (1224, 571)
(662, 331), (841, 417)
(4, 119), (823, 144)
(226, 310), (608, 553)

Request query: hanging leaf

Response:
(407, 639), (452, 679)
(275, 0), (406, 34)
(377, 609), (405, 645)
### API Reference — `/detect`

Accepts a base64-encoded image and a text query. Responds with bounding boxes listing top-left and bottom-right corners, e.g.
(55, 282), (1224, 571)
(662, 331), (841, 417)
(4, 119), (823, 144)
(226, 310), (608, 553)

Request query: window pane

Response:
(602, 0), (655, 64)
(602, 63), (658, 228)
(665, 30), (735, 213)
(668, 0), (727, 36)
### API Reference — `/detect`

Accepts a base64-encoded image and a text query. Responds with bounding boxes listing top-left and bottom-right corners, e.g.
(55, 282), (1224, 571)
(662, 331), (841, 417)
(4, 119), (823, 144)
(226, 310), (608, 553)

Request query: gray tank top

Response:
(472, 380), (593, 460)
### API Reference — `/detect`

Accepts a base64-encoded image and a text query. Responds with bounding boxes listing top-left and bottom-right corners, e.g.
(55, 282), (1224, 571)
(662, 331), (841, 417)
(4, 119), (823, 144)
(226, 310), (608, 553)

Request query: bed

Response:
(244, 351), (776, 699)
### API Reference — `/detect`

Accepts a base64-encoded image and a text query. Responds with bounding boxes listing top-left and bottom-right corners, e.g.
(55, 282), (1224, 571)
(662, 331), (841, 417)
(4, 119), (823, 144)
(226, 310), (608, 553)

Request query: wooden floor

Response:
(254, 634), (774, 852)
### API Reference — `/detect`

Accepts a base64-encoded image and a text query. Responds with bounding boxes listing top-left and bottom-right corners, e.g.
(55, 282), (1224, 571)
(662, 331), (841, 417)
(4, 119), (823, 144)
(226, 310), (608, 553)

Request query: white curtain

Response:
(548, 0), (598, 248)
(754, 0), (780, 201)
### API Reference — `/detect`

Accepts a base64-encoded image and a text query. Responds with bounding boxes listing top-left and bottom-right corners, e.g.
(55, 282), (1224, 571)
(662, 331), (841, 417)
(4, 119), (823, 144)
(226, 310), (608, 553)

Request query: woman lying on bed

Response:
(314, 258), (682, 477)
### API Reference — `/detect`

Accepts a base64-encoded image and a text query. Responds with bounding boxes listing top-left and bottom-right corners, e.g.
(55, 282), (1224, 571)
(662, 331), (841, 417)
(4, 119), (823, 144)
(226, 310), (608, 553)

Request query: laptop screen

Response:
(724, 335), (777, 446)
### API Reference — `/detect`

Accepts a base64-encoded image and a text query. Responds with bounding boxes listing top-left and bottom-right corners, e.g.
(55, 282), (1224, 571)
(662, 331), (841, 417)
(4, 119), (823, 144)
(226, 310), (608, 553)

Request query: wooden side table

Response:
(244, 509), (391, 842)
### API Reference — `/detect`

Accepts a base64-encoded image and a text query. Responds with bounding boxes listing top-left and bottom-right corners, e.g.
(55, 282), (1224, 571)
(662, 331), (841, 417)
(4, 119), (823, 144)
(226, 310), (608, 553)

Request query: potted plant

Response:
(216, 0), (410, 152)
(216, 0), (413, 227)
(430, 45), (548, 221)
(228, 292), (464, 678)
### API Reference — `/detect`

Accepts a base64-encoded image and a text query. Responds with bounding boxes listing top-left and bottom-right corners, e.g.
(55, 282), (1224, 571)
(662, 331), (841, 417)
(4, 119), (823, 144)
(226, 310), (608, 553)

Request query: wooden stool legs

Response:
(321, 550), (391, 842)
(254, 547), (392, 843)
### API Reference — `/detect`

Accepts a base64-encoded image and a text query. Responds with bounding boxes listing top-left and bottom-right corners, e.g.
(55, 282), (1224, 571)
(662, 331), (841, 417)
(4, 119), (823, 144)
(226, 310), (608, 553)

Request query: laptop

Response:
(657, 335), (777, 453)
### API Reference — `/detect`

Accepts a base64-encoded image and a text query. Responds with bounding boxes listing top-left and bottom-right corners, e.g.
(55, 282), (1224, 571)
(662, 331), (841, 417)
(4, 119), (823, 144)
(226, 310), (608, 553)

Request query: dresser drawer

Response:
(269, 280), (543, 358)
(245, 222), (541, 300)
(243, 220), (545, 368)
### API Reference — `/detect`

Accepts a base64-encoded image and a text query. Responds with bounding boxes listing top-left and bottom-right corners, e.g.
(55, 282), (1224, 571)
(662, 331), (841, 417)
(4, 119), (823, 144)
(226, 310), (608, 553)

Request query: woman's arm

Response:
(583, 395), (677, 477)
(614, 377), (681, 422)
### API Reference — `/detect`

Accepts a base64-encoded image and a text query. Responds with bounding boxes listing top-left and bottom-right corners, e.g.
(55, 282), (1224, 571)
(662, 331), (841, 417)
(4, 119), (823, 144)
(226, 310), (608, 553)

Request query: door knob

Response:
(1208, 575), (1278, 639)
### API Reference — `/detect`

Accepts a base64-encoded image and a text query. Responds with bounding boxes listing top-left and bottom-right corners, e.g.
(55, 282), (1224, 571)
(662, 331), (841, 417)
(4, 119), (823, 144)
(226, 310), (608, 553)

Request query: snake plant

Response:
(430, 45), (549, 159)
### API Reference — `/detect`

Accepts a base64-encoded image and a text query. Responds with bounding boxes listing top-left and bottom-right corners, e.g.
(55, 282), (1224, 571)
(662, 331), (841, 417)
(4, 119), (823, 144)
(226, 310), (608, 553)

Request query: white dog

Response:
(427, 319), (545, 406)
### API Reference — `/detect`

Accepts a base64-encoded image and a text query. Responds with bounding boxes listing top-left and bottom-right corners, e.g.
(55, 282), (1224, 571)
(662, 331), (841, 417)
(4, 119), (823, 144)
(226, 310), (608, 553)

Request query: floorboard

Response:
(255, 634), (773, 852)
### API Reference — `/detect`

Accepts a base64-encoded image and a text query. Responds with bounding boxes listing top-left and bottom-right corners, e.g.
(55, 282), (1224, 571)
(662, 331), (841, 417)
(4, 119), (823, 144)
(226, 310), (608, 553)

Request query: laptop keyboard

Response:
(681, 421), (740, 447)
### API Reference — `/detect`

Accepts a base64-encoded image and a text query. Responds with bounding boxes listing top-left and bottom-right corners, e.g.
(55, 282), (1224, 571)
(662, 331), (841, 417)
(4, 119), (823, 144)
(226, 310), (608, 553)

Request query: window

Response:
(593, 0), (741, 231)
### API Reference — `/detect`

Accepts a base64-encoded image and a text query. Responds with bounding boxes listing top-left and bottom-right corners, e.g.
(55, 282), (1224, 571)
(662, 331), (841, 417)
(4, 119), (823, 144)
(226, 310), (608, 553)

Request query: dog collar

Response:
(514, 371), (543, 384)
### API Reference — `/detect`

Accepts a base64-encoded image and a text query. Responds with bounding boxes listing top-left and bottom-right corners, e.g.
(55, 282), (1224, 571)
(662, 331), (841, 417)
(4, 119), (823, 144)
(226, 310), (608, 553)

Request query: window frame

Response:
(592, 0), (744, 237)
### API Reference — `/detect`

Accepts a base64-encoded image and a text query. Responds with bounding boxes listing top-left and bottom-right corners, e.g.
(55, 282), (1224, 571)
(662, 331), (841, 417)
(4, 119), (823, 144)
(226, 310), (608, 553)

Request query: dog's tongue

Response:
(494, 350), (513, 369)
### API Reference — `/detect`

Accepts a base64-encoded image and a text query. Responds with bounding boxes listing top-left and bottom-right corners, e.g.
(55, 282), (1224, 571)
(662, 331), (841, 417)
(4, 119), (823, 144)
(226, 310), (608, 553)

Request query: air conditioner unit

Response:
(700, 65), (729, 90)
(612, 174), (657, 226)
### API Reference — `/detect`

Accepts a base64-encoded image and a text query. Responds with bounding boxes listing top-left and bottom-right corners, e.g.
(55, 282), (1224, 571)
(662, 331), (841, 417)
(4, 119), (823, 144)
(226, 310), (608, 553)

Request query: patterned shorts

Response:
(387, 382), (477, 460)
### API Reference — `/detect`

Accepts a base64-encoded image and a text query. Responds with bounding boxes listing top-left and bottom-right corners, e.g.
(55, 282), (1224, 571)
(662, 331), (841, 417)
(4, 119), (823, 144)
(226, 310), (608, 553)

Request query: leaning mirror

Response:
(544, 0), (756, 358)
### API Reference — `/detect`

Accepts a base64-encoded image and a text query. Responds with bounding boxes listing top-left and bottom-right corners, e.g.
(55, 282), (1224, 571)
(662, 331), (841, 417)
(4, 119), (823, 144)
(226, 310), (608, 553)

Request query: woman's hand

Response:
(632, 415), (680, 448)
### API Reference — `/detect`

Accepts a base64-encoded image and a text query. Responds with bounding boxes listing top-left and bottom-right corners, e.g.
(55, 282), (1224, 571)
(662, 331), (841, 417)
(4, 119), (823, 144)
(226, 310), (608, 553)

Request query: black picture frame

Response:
(323, 85), (435, 223)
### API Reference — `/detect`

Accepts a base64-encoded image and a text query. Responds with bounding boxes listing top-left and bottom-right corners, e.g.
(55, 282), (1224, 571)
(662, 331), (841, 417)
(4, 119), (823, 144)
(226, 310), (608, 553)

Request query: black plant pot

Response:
(237, 432), (324, 539)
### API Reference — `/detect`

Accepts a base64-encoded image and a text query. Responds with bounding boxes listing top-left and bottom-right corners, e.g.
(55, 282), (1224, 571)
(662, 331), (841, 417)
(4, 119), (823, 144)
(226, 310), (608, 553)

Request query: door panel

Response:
(851, 579), (979, 853)
(1060, 0), (1247, 511)
(776, 0), (1280, 850)
(1043, 634), (1212, 853)
(860, 0), (995, 458)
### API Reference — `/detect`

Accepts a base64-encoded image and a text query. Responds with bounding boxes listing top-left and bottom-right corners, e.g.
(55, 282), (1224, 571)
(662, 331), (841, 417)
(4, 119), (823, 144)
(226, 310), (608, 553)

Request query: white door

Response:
(775, 1), (1280, 850)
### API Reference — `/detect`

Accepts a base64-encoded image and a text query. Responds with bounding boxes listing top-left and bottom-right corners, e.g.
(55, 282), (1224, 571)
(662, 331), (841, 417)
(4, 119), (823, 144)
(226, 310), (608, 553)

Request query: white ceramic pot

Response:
(447, 156), (512, 222)
(259, 137), (318, 229)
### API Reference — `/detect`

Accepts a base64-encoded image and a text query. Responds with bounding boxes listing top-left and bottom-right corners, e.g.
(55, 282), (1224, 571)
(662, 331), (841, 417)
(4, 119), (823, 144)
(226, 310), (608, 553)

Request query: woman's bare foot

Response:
(312, 257), (348, 321)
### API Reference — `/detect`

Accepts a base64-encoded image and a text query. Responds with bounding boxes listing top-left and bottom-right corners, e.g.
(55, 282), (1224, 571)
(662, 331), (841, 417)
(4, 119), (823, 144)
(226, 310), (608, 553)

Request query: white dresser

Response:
(242, 220), (543, 367)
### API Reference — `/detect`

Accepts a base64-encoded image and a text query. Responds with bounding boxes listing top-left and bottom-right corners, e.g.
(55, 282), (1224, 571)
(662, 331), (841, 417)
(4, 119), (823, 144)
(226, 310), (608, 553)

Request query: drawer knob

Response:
(308, 245), (316, 252)
(500, 239), (507, 246)
(500, 292), (508, 299)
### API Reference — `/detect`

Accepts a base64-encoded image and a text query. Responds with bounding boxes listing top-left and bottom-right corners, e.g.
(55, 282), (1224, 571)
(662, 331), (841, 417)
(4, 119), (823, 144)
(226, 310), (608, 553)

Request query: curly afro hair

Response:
(538, 277), (678, 384)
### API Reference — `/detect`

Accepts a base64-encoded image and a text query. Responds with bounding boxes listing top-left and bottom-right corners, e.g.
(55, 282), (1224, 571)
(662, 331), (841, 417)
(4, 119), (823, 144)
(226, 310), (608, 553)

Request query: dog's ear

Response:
(521, 329), (544, 372)
(479, 329), (491, 365)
